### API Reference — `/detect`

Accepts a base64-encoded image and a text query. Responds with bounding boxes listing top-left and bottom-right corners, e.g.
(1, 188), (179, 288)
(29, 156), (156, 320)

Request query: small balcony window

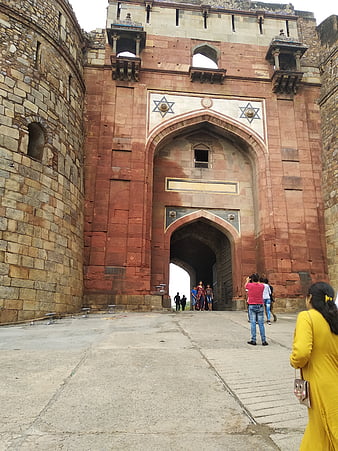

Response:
(194, 148), (209, 168)
(192, 44), (218, 69)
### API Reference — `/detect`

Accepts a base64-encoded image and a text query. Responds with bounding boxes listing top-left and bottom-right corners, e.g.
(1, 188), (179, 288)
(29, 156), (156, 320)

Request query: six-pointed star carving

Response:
(239, 102), (260, 123)
(153, 96), (175, 117)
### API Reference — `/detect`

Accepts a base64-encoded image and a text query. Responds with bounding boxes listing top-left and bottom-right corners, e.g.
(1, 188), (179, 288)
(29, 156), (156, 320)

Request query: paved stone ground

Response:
(0, 310), (306, 450)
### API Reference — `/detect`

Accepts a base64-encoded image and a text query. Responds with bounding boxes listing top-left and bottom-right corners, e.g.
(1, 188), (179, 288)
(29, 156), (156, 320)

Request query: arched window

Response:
(192, 44), (218, 69)
(67, 74), (72, 101)
(27, 122), (45, 162)
(193, 144), (210, 168)
(117, 2), (122, 19)
(35, 41), (41, 69)
(117, 51), (136, 58)
(58, 12), (65, 40)
(116, 36), (138, 57)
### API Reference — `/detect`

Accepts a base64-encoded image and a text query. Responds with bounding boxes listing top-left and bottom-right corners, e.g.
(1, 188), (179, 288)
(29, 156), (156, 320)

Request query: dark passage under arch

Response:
(170, 219), (233, 310)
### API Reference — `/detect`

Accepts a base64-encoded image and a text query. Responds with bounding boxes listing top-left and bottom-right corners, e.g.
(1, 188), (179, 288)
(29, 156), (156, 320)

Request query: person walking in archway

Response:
(196, 281), (206, 311)
(174, 292), (181, 311)
(205, 284), (213, 311)
(181, 295), (187, 311)
(191, 286), (197, 310)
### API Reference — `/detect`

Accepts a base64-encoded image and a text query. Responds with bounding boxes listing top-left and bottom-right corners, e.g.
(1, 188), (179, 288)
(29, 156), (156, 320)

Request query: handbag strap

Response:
(306, 309), (314, 347)
(294, 310), (314, 379)
(298, 311), (314, 379)
(295, 368), (303, 379)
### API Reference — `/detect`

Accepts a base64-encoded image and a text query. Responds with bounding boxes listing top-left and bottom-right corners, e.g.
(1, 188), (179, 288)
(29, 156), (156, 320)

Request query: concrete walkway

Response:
(0, 310), (306, 450)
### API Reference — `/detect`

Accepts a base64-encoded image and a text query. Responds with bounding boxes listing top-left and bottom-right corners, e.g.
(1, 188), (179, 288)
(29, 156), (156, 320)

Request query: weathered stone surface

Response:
(0, 0), (335, 324)
(317, 16), (338, 289)
(84, 1), (329, 309)
(0, 0), (85, 323)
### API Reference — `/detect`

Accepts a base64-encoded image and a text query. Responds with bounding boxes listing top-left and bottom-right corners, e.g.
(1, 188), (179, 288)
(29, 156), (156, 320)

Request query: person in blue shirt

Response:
(191, 286), (197, 310)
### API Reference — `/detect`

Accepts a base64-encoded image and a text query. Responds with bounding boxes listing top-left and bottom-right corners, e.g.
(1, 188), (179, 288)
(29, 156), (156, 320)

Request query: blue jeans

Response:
(264, 298), (271, 321)
(248, 304), (266, 343)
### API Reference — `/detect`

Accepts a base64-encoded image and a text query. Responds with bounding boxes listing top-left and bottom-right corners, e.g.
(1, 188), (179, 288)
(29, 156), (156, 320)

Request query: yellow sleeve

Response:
(290, 311), (313, 369)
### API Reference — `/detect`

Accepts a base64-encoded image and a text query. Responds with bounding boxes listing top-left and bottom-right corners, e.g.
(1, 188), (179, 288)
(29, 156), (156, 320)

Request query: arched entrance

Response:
(170, 218), (233, 309)
(148, 112), (268, 307)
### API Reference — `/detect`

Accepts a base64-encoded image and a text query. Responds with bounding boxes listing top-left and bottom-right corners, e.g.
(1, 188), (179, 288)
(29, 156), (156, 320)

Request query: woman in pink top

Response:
(245, 274), (268, 346)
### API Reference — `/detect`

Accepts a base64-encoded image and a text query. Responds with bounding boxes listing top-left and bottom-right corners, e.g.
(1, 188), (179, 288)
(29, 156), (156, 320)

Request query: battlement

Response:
(108, 0), (314, 16)
(106, 0), (313, 46)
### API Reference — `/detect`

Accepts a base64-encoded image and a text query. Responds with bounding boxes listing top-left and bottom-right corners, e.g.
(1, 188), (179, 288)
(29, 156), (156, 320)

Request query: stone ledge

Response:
(83, 293), (165, 311)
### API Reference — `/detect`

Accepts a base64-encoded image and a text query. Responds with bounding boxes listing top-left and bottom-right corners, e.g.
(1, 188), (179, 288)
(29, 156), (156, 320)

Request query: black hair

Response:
(251, 273), (259, 282)
(308, 282), (338, 334)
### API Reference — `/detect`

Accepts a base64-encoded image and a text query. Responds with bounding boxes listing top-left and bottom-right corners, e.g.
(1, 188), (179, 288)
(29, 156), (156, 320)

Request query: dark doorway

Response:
(170, 219), (233, 310)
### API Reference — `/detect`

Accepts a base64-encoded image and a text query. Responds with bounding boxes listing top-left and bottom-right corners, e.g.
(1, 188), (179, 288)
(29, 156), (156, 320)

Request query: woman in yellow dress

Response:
(290, 282), (338, 450)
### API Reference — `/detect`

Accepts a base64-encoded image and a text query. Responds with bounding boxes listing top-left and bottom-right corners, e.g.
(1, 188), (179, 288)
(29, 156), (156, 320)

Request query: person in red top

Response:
(245, 274), (268, 346)
(196, 281), (206, 310)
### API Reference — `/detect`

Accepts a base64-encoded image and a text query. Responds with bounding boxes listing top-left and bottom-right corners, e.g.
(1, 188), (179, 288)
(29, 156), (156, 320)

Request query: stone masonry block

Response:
(0, 262), (9, 275)
(29, 269), (47, 282)
(0, 309), (18, 324)
(20, 288), (37, 301)
(22, 300), (40, 311)
(4, 299), (23, 310)
(11, 278), (34, 288)
(9, 265), (29, 279)
(0, 286), (20, 299)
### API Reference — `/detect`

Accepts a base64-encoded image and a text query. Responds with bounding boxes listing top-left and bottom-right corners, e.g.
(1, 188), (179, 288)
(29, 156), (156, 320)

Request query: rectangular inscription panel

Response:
(166, 178), (238, 194)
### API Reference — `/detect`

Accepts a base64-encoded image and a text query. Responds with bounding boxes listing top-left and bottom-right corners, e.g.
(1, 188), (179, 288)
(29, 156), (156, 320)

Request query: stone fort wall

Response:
(317, 16), (338, 291)
(0, 0), (85, 322)
(0, 0), (336, 323)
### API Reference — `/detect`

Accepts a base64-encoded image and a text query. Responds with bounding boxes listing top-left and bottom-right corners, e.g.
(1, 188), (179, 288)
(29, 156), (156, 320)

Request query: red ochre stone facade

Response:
(0, 0), (336, 323)
(83, 0), (329, 312)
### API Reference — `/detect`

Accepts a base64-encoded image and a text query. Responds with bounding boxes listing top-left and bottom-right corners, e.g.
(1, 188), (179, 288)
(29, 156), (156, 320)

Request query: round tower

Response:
(0, 0), (85, 322)
(317, 15), (338, 291)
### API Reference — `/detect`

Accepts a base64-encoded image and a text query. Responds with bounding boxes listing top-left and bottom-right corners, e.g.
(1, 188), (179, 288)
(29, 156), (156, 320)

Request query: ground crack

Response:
(8, 348), (92, 450)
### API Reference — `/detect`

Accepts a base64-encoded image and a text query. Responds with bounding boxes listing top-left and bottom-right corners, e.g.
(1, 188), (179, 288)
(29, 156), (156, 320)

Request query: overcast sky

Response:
(69, 0), (336, 31)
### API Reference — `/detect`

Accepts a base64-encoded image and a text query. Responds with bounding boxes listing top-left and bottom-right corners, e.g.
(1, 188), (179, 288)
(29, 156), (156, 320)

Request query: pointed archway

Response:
(170, 218), (233, 309)
(148, 111), (267, 306)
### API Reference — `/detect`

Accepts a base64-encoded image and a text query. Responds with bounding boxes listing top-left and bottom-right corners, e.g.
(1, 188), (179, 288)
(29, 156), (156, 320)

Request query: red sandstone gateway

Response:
(83, 0), (329, 312)
(0, 0), (335, 323)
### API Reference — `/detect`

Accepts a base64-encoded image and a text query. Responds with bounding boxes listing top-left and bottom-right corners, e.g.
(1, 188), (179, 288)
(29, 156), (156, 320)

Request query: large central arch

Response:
(146, 111), (267, 165)
(146, 111), (270, 307)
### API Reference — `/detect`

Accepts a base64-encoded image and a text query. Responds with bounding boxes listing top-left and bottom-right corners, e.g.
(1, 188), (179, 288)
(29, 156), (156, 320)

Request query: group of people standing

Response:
(191, 281), (213, 311)
(174, 281), (214, 311)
